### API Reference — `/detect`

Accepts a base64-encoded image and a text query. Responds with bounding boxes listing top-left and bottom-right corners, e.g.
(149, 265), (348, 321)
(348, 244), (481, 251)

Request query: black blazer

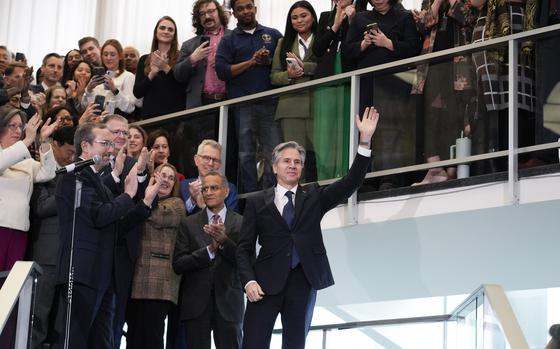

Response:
(313, 10), (355, 78)
(99, 155), (148, 263)
(236, 153), (370, 295)
(172, 208), (244, 323)
(55, 167), (149, 291)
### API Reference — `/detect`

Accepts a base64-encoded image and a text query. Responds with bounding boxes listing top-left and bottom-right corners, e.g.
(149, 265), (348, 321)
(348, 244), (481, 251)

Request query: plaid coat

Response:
(130, 196), (185, 303)
(412, 0), (478, 94)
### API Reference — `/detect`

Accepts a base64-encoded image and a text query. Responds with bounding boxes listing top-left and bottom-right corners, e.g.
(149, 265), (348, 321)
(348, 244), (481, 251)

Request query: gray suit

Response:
(174, 29), (232, 109)
(172, 208), (244, 349)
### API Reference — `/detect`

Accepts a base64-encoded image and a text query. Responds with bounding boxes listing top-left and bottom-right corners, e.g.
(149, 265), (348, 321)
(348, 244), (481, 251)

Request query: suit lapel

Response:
(197, 210), (212, 246)
(264, 187), (288, 228)
(293, 185), (308, 228)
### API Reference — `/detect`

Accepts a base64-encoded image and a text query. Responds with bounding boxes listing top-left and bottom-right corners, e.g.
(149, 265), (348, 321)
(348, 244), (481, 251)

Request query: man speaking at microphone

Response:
(53, 123), (159, 349)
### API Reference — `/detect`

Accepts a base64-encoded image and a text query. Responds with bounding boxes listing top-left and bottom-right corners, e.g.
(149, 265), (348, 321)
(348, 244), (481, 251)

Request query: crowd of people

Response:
(0, 0), (558, 348)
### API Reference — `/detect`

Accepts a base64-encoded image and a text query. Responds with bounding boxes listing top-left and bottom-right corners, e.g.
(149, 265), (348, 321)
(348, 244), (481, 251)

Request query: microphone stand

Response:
(63, 174), (82, 349)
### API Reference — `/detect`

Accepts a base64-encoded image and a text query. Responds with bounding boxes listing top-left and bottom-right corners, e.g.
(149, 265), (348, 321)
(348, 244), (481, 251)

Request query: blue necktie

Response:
(283, 191), (300, 268)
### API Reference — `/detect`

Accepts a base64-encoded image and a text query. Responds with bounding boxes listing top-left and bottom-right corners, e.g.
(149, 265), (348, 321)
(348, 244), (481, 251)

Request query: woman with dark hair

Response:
(147, 129), (186, 181)
(127, 163), (184, 349)
(61, 49), (82, 85)
(43, 105), (75, 128)
(312, 0), (357, 180)
(128, 125), (148, 159)
(345, 0), (421, 187)
(270, 0), (319, 182)
(66, 60), (94, 116)
(86, 39), (139, 117)
(133, 16), (186, 119)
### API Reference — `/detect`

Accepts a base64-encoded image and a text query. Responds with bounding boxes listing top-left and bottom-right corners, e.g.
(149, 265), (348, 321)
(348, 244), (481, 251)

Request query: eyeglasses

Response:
(110, 129), (129, 137)
(198, 154), (221, 165)
(6, 123), (24, 132)
(202, 184), (224, 193)
(94, 140), (115, 148)
(199, 7), (218, 17)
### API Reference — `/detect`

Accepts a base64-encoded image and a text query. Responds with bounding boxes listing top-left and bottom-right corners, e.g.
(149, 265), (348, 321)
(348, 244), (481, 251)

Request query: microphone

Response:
(56, 155), (102, 174)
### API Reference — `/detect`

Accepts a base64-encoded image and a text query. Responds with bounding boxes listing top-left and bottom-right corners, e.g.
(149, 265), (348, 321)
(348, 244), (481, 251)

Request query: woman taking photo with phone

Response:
(85, 39), (139, 118)
(133, 16), (185, 119)
(270, 0), (319, 182)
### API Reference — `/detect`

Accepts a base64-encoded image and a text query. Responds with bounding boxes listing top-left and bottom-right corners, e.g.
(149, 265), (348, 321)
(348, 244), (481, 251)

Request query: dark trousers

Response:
(126, 299), (174, 349)
(233, 99), (281, 193)
(31, 264), (57, 348)
(183, 290), (242, 349)
(241, 267), (317, 349)
(52, 283), (115, 349)
(113, 246), (135, 348)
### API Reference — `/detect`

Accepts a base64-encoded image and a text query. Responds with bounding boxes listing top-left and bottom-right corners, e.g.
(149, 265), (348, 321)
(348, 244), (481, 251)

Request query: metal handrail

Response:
(134, 23), (560, 127)
(0, 261), (42, 348)
(268, 284), (529, 349)
(271, 314), (450, 334)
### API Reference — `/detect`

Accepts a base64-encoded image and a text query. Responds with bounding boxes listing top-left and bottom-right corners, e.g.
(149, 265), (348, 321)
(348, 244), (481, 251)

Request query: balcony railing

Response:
(134, 23), (560, 206)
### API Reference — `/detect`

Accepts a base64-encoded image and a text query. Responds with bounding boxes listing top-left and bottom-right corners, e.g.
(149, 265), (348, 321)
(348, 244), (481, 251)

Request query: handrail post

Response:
(218, 105), (229, 172)
(348, 75), (360, 224)
(507, 38), (519, 205)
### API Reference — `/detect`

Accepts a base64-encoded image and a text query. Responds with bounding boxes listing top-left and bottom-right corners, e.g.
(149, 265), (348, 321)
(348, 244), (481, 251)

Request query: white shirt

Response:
(297, 34), (313, 59)
(274, 183), (298, 215)
(206, 206), (227, 260)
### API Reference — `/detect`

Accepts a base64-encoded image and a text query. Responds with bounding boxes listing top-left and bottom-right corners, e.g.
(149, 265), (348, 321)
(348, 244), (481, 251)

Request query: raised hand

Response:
(39, 117), (60, 143)
(23, 113), (42, 148)
(112, 144), (127, 177)
(124, 163), (139, 198)
(355, 106), (380, 145)
(143, 172), (162, 207)
(190, 41), (211, 64)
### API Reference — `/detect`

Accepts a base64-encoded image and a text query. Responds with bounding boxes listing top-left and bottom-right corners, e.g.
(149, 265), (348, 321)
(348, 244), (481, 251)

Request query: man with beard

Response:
(54, 123), (159, 348)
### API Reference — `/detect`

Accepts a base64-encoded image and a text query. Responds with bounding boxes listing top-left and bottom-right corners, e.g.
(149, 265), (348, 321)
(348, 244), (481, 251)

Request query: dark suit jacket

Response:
(174, 29), (232, 109)
(99, 156), (147, 263)
(172, 208), (244, 323)
(179, 177), (238, 214)
(313, 10), (355, 78)
(29, 177), (60, 265)
(55, 167), (150, 291)
(236, 153), (370, 295)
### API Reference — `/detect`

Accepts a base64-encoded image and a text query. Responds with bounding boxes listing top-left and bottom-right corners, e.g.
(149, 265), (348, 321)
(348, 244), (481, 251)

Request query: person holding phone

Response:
(85, 39), (139, 118)
(133, 16), (185, 119)
(344, 0), (421, 188)
(270, 1), (319, 183)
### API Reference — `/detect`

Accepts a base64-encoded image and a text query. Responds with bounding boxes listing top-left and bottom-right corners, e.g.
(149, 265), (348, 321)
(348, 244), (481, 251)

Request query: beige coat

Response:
(0, 141), (56, 231)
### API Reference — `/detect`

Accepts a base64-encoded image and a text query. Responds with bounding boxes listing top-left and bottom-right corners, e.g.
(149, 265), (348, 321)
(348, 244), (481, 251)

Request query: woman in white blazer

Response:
(0, 105), (58, 271)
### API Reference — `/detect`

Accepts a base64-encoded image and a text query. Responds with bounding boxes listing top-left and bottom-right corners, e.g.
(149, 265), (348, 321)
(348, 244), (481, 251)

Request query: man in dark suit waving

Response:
(173, 171), (244, 349)
(236, 107), (379, 349)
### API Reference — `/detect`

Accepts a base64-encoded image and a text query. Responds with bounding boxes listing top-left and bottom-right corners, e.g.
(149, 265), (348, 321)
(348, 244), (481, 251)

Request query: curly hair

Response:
(192, 0), (229, 35)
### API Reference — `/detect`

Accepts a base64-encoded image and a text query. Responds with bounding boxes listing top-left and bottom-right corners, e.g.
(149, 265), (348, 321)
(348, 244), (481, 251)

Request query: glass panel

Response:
(525, 32), (560, 170)
(140, 108), (220, 181)
(226, 74), (351, 194)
